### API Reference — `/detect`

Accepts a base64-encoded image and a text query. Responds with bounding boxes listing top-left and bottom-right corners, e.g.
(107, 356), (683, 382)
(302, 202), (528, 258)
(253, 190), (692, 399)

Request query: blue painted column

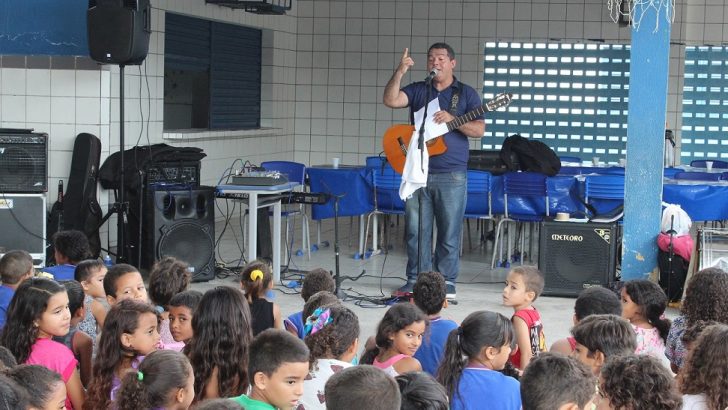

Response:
(621, 10), (672, 279)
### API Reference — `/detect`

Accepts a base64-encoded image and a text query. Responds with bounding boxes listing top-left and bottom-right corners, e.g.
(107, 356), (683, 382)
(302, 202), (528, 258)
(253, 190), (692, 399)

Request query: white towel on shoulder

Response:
(399, 98), (448, 200)
(399, 129), (428, 200)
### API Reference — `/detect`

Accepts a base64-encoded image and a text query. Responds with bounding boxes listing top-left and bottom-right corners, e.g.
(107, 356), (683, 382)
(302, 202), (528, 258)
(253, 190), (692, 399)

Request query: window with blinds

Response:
(164, 13), (261, 130)
(681, 46), (728, 163)
(482, 42), (630, 164)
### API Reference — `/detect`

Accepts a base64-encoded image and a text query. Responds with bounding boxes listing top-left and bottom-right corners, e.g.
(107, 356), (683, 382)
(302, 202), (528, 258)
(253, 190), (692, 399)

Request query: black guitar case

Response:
(62, 133), (103, 259)
(46, 180), (64, 265)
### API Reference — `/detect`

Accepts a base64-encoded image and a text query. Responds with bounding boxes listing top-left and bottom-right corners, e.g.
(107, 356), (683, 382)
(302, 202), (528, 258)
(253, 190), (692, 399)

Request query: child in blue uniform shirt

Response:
(412, 271), (458, 376)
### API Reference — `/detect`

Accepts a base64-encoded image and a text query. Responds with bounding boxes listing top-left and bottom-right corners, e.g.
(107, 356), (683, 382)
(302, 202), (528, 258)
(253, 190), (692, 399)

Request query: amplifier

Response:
(538, 221), (618, 297)
(145, 161), (200, 186)
(0, 130), (48, 193)
(0, 193), (46, 267)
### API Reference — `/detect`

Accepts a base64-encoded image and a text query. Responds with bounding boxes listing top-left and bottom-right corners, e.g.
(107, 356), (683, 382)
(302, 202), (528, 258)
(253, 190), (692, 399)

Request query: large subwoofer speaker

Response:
(87, 0), (151, 65)
(131, 185), (216, 282)
(538, 222), (618, 297)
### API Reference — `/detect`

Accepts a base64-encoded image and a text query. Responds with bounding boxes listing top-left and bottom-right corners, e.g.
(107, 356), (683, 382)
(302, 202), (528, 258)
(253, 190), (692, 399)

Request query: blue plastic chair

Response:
(463, 170), (493, 253)
(260, 161), (311, 260)
(362, 162), (404, 258)
(690, 159), (728, 169)
(584, 175), (625, 219)
(673, 172), (723, 182)
(491, 172), (549, 268)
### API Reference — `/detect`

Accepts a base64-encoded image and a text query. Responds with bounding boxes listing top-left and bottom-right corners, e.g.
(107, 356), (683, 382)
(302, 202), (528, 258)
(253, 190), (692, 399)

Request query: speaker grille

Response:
(157, 222), (214, 281)
(0, 133), (48, 193)
(539, 222), (618, 297)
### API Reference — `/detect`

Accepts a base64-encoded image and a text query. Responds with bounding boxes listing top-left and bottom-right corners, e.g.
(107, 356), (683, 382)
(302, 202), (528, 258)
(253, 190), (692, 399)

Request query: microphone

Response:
(425, 68), (438, 82)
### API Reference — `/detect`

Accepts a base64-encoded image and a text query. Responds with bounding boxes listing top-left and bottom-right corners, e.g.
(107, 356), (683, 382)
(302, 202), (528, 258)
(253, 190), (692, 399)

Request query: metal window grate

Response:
(482, 42), (630, 165)
(680, 46), (728, 163)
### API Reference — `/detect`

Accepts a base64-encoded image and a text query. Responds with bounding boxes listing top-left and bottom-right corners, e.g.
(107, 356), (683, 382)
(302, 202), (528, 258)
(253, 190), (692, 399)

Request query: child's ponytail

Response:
(359, 346), (380, 365)
(115, 371), (150, 410)
(115, 350), (192, 410)
(624, 280), (671, 342)
(240, 260), (272, 301)
(436, 327), (467, 401)
(436, 311), (515, 403)
(304, 305), (360, 369)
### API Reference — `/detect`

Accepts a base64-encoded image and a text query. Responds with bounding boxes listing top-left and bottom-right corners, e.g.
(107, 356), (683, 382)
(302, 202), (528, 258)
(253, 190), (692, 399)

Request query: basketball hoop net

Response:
(607, 0), (675, 33)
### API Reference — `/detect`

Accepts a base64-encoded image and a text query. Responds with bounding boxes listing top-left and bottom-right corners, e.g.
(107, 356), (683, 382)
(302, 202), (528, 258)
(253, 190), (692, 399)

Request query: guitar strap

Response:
(449, 82), (461, 115)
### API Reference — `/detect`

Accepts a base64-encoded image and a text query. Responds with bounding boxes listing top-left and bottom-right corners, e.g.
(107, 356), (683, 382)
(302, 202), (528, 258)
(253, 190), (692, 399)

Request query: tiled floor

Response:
(191, 214), (677, 352)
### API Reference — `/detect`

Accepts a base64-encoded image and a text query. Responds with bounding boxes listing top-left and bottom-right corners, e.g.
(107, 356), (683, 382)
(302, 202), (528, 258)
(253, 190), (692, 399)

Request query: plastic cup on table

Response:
(706, 161), (713, 171)
(332, 157), (341, 168)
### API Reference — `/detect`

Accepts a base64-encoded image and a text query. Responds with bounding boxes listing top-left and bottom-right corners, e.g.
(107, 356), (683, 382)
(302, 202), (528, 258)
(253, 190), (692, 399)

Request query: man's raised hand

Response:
(399, 47), (415, 74)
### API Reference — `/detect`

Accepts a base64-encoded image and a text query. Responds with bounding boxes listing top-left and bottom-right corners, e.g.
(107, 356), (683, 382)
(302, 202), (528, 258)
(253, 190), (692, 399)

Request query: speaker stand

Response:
(96, 65), (132, 263)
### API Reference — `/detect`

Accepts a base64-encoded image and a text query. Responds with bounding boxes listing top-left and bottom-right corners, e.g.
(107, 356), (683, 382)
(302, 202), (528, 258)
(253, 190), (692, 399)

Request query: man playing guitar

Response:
(383, 43), (485, 298)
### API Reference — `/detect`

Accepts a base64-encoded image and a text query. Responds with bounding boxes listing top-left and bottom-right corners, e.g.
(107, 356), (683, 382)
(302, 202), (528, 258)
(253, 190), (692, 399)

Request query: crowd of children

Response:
(1, 228), (728, 409)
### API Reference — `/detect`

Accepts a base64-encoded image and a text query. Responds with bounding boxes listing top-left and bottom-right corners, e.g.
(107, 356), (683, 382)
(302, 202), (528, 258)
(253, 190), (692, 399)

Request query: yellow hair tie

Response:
(250, 269), (264, 281)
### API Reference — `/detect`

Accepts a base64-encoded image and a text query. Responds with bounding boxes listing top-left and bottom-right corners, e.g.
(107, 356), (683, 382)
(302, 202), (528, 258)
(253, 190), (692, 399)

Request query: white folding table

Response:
(216, 182), (299, 282)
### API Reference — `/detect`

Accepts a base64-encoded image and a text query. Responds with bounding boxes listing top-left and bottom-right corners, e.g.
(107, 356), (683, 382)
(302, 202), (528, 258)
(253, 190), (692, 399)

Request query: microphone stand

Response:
(317, 180), (365, 299)
(415, 75), (433, 277)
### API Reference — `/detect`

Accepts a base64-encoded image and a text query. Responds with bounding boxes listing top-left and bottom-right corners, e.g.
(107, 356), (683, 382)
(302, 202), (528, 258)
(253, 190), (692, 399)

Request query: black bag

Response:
(468, 149), (519, 175)
(658, 249), (689, 302)
(499, 134), (562, 176)
(99, 144), (206, 190)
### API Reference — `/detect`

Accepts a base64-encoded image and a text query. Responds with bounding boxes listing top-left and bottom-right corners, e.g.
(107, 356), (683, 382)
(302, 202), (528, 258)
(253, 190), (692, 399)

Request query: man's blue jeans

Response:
(404, 171), (467, 284)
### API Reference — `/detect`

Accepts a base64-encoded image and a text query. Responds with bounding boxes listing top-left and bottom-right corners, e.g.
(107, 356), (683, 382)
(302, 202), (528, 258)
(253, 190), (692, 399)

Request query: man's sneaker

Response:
(393, 281), (415, 297)
(446, 283), (457, 299)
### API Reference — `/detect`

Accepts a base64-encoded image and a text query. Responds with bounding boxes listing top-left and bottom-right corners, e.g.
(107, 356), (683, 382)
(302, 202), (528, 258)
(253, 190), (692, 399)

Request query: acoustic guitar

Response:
(382, 92), (513, 174)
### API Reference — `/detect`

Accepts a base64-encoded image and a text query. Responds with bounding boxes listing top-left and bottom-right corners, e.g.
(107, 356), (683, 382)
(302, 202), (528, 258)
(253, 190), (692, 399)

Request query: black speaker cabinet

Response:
(130, 185), (216, 282)
(87, 0), (151, 65)
(0, 131), (48, 193)
(0, 194), (46, 266)
(539, 222), (618, 297)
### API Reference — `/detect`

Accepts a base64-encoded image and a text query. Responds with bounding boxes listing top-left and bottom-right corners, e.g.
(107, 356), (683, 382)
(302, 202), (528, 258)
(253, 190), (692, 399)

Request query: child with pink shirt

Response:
(360, 303), (428, 377)
(0, 277), (85, 409)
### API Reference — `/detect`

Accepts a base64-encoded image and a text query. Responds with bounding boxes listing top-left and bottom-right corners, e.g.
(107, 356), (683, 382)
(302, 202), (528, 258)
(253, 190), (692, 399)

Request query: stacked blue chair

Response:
(690, 159), (728, 169)
(584, 175), (625, 219)
(673, 172), (723, 182)
(463, 170), (493, 252)
(260, 161), (311, 260)
(491, 171), (549, 268)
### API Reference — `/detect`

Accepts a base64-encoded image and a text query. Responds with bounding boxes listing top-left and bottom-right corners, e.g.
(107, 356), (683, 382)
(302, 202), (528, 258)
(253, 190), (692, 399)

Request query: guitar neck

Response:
(446, 105), (489, 131)
(445, 93), (512, 132)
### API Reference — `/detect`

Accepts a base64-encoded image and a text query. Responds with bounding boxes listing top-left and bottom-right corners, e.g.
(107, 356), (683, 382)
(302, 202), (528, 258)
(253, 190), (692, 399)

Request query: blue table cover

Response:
(305, 166), (728, 223)
(307, 166), (374, 220)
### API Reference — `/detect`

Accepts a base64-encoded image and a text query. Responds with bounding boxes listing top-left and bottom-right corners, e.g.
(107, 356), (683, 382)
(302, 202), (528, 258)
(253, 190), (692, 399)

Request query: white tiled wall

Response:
(292, 0), (728, 165)
(1, 0), (727, 241)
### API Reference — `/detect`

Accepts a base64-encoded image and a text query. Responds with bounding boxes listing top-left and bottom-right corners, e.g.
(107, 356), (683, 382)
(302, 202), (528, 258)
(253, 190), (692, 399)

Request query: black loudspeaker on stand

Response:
(88, 0), (151, 263)
(87, 0), (151, 66)
(128, 185), (216, 282)
(538, 222), (618, 297)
